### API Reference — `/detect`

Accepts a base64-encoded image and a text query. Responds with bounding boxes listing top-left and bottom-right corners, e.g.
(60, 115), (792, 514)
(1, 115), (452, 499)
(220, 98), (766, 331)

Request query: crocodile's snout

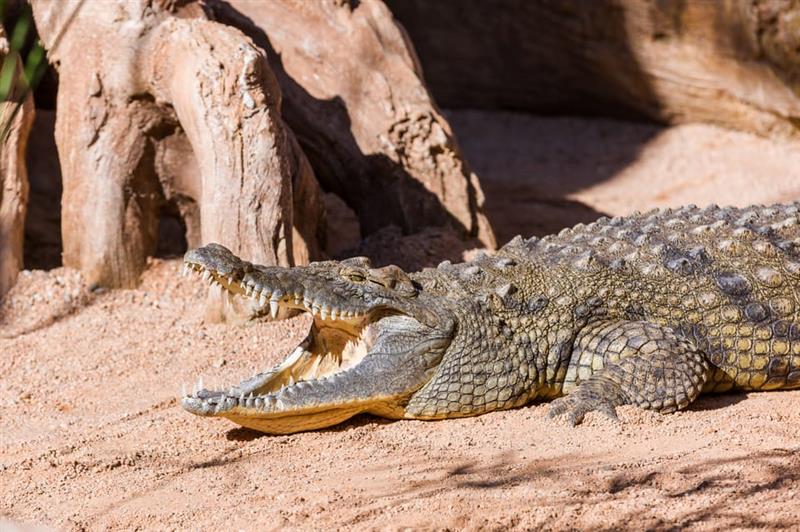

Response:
(184, 243), (249, 278)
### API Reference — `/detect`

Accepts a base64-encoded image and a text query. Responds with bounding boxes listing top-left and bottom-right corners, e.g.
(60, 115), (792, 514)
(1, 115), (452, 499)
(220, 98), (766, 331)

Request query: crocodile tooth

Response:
(312, 303), (321, 317)
(227, 275), (234, 285)
(269, 291), (283, 317)
(279, 347), (306, 370)
(294, 293), (302, 305)
(287, 375), (295, 386)
(330, 308), (338, 320)
(304, 297), (312, 310)
(259, 292), (267, 307)
(202, 270), (211, 282)
(320, 306), (329, 320)
(239, 392), (245, 404)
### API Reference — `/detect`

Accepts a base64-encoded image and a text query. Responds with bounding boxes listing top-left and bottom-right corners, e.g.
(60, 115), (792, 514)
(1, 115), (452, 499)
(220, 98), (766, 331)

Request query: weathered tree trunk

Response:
(207, 0), (495, 248)
(30, 0), (324, 288)
(0, 27), (34, 299)
(388, 0), (800, 138)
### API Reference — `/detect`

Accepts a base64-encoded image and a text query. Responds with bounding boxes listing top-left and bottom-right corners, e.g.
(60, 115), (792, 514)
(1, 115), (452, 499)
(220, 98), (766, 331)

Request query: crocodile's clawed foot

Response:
(548, 393), (620, 426)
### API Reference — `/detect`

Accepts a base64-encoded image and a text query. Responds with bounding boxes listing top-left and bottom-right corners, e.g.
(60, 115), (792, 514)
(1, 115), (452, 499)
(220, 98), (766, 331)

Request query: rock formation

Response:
(206, 0), (495, 247)
(389, 0), (800, 138)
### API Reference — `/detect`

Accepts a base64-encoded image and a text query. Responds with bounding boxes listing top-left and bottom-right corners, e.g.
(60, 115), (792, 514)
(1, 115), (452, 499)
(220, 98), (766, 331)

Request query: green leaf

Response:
(9, 8), (31, 52)
(0, 51), (20, 101)
(23, 42), (45, 87)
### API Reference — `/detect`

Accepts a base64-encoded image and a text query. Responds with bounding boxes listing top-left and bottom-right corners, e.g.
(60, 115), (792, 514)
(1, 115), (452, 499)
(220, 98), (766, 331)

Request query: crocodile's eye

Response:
(346, 272), (366, 283)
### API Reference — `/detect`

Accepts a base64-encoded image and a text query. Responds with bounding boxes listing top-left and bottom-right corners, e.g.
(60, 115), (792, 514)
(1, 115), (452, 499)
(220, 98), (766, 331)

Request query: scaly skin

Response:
(181, 203), (800, 433)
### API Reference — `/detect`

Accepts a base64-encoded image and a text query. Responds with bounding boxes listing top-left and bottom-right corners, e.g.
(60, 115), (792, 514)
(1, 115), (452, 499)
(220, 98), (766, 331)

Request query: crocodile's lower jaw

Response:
(224, 407), (368, 434)
(180, 260), (392, 433)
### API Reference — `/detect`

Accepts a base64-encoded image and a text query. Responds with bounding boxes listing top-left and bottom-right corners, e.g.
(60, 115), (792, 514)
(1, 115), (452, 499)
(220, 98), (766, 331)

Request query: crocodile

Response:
(181, 203), (800, 434)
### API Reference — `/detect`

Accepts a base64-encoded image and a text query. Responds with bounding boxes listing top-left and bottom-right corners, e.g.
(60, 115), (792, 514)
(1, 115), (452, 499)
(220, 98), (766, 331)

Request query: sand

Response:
(2, 113), (800, 531)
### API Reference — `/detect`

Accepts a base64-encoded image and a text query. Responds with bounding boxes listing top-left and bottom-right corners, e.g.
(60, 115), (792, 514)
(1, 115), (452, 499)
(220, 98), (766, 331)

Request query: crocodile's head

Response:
(181, 243), (454, 434)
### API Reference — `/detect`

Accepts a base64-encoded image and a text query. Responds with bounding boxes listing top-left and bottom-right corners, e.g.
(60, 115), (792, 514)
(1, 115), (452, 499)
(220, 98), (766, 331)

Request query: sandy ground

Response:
(3, 113), (800, 531)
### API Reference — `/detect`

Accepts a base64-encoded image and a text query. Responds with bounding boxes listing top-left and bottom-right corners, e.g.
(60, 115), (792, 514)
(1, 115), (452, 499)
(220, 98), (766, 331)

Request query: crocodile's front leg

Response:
(549, 320), (711, 425)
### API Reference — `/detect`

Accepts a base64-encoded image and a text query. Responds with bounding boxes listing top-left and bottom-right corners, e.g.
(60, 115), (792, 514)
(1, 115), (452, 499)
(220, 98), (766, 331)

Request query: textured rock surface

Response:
(389, 0), (800, 138)
(29, 0), (324, 289)
(208, 0), (494, 247)
(0, 26), (34, 299)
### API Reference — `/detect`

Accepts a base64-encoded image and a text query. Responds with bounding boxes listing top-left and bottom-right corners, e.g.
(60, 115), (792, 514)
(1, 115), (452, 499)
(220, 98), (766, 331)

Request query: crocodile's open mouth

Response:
(179, 258), (411, 432)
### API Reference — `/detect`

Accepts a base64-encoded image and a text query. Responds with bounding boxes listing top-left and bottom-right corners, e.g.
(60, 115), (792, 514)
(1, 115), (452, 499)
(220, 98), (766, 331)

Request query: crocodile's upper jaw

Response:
(180, 244), (452, 434)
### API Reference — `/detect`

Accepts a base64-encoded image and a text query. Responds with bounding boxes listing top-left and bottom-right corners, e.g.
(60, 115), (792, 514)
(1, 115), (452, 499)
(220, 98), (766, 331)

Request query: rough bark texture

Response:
(0, 28), (35, 299)
(207, 0), (495, 247)
(388, 0), (800, 138)
(29, 0), (324, 289)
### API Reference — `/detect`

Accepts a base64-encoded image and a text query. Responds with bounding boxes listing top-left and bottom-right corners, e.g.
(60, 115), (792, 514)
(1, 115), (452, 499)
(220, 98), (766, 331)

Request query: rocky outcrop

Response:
(207, 0), (495, 247)
(388, 0), (800, 138)
(30, 0), (324, 289)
